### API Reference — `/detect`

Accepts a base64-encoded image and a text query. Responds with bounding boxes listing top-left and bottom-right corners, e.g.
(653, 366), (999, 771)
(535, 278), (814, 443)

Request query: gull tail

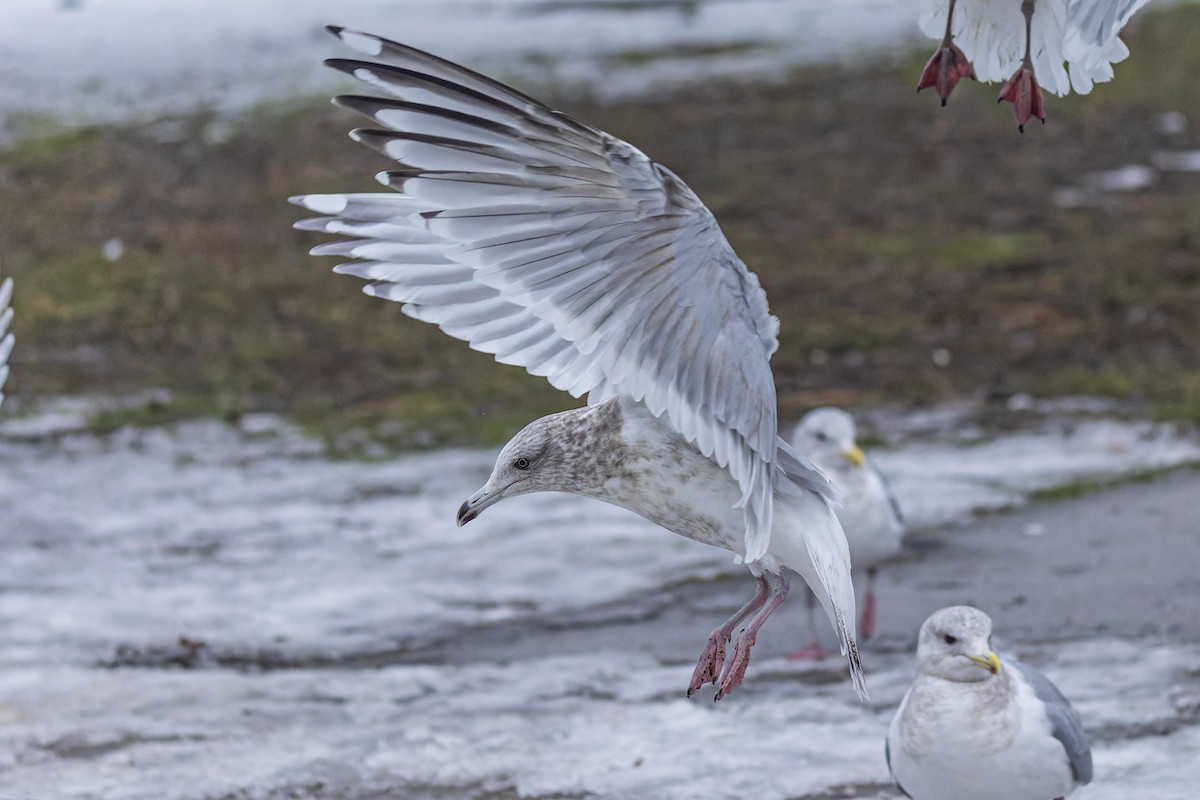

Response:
(773, 441), (867, 700)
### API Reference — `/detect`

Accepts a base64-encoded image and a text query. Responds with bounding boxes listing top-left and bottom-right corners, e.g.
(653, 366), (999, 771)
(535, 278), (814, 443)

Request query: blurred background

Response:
(1, 1), (1199, 799)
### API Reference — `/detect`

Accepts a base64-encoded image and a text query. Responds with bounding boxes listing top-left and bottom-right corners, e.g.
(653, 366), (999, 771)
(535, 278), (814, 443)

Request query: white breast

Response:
(889, 674), (1076, 800)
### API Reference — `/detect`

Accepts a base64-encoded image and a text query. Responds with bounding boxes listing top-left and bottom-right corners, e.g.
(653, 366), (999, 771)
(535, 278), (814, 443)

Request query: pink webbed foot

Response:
(715, 630), (757, 701)
(917, 40), (975, 106)
(998, 65), (1046, 132)
(687, 632), (728, 698)
(785, 641), (826, 661)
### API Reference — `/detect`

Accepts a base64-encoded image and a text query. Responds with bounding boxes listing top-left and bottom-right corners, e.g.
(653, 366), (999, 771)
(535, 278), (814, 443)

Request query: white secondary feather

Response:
(0, 277), (13, 409)
(903, 0), (1155, 95)
(291, 27), (787, 562)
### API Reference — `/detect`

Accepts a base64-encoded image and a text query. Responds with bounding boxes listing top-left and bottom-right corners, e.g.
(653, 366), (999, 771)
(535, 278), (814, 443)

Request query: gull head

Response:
(456, 404), (619, 527)
(916, 605), (1002, 683)
(794, 407), (864, 468)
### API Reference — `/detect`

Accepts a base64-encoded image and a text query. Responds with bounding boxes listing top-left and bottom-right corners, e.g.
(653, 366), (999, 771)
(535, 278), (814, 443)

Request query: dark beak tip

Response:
(456, 500), (475, 527)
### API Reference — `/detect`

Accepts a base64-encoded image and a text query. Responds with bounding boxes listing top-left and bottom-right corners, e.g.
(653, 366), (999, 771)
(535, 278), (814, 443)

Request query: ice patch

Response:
(0, 638), (1196, 799)
(1, 400), (1199, 796)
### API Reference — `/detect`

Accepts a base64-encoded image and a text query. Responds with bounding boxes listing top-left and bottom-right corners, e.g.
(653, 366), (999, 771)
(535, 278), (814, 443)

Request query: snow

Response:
(1, 399), (1199, 797)
(0, 0), (919, 135)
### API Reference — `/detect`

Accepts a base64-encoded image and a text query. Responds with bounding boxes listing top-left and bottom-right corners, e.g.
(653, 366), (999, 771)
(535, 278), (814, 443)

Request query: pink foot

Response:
(715, 631), (756, 700)
(687, 632), (727, 697)
(860, 590), (878, 640)
(785, 641), (825, 661)
(998, 64), (1046, 132)
(917, 39), (975, 106)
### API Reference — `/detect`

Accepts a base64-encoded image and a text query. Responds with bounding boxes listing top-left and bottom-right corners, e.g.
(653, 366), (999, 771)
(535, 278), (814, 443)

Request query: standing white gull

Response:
(292, 28), (865, 700)
(908, 0), (1155, 129)
(887, 606), (1093, 800)
(787, 408), (905, 658)
(0, 277), (13, 409)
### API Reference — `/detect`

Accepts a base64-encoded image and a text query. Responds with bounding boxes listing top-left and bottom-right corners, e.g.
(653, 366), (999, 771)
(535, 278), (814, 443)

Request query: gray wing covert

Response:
(293, 28), (785, 560)
(1012, 659), (1094, 785)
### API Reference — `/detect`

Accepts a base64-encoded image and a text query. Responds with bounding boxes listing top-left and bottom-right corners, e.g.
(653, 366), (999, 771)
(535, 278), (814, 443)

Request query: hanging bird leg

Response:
(715, 573), (791, 700)
(917, 0), (976, 105)
(998, 0), (1046, 131)
(687, 574), (770, 697)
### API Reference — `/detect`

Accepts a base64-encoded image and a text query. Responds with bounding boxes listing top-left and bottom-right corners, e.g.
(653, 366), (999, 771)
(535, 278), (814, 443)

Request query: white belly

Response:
(889, 678), (1075, 800)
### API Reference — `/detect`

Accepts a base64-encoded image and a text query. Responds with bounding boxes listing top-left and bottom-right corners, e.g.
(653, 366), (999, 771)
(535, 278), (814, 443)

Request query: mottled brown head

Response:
(456, 399), (624, 526)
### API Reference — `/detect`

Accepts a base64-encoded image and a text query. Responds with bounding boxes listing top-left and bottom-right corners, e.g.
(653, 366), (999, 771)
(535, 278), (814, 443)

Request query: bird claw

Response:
(917, 39), (975, 105)
(714, 631), (756, 700)
(998, 65), (1046, 132)
(687, 632), (727, 697)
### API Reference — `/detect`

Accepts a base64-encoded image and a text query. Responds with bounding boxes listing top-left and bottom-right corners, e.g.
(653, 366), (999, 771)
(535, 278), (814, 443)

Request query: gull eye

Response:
(943, 634), (958, 645)
(815, 432), (828, 442)
(513, 457), (532, 471)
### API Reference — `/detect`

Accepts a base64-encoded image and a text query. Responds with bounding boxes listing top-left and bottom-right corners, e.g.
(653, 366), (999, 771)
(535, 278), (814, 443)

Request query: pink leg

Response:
(785, 589), (826, 661)
(687, 575), (770, 697)
(916, 0), (975, 104)
(715, 573), (790, 700)
(860, 567), (878, 640)
(997, 0), (1045, 131)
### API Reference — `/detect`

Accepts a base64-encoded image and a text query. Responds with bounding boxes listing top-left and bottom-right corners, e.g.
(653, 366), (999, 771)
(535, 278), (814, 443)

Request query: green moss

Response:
(86, 393), (241, 436)
(1036, 367), (1139, 398)
(607, 40), (766, 67)
(1029, 464), (1194, 503)
(1, 114), (103, 166)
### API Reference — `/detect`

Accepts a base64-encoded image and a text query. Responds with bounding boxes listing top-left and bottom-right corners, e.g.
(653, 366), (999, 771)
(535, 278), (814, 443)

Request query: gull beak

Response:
(842, 445), (865, 467)
(456, 485), (505, 527)
(968, 651), (1002, 675)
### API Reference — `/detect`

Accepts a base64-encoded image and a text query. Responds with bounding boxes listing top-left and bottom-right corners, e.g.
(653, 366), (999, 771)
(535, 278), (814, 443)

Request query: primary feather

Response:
(0, 277), (13, 409)
(292, 27), (789, 562)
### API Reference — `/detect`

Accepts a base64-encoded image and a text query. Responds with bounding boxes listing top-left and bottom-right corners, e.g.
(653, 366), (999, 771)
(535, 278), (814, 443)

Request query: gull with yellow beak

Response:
(887, 606), (1093, 800)
(789, 407), (905, 656)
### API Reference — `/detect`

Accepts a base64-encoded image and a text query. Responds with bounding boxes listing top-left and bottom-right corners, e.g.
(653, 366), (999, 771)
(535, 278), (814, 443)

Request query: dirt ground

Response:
(1, 5), (1199, 447)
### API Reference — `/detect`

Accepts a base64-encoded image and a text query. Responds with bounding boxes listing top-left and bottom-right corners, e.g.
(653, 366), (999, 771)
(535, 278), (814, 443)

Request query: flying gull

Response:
(292, 27), (866, 700)
(887, 606), (1093, 800)
(0, 277), (13, 409)
(788, 407), (905, 658)
(908, 0), (1153, 129)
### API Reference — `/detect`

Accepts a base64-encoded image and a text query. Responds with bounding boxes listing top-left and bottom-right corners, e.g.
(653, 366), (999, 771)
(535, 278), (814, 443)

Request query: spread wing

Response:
(0, 277), (13, 408)
(1012, 660), (1094, 785)
(292, 28), (784, 561)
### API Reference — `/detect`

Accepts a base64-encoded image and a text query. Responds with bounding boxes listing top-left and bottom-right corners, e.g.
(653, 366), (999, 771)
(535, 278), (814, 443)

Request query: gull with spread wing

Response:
(292, 28), (865, 700)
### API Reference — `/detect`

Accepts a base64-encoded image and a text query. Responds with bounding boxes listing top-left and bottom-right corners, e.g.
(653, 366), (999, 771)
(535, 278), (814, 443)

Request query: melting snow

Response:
(0, 400), (1198, 797)
(0, 0), (919, 135)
